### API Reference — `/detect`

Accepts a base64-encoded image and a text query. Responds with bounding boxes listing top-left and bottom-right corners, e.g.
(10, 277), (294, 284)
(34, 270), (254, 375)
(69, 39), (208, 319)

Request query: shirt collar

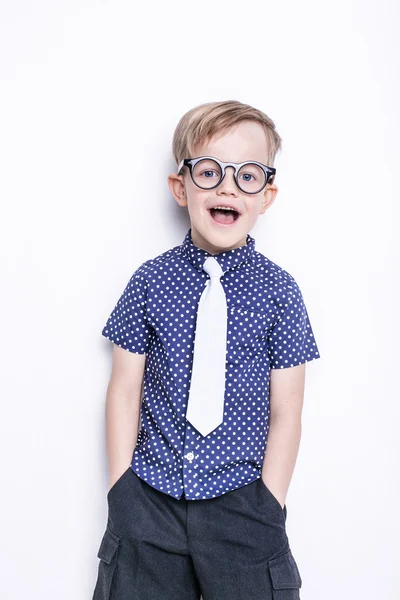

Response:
(180, 228), (256, 274)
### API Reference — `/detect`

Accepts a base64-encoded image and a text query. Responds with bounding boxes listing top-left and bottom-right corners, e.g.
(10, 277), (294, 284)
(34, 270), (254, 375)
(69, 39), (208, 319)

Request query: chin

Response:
(193, 222), (248, 251)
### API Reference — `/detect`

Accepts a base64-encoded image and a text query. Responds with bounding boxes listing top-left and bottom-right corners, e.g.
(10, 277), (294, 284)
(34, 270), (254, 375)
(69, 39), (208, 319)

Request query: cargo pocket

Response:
(268, 549), (302, 599)
(92, 527), (121, 600)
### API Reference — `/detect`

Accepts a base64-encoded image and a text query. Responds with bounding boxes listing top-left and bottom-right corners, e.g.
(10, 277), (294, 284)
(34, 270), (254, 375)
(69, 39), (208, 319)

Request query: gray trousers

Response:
(92, 467), (302, 600)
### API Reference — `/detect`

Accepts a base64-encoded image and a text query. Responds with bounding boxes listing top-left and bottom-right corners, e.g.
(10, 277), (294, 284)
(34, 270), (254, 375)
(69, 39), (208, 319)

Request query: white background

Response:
(0, 1), (398, 598)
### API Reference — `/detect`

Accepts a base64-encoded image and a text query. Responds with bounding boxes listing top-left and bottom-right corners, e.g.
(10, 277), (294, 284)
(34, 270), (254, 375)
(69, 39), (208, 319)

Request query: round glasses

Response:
(177, 156), (276, 194)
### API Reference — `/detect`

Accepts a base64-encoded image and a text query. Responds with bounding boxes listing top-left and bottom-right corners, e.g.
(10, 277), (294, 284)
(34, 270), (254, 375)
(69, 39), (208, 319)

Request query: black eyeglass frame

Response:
(177, 156), (276, 194)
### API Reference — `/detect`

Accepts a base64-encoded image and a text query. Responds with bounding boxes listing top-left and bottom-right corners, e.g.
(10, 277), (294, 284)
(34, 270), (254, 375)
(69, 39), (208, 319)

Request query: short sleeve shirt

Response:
(102, 228), (321, 500)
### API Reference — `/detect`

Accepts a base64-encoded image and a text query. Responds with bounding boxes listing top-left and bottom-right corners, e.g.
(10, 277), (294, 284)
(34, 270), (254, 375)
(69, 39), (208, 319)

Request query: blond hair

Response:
(172, 100), (282, 169)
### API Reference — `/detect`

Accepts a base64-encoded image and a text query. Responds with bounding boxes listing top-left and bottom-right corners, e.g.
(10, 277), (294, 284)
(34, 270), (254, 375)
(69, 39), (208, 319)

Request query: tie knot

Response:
(202, 256), (224, 279)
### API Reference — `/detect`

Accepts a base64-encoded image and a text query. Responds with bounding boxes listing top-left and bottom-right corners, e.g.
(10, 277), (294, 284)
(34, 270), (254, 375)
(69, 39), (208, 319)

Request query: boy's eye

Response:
(193, 159), (222, 183)
(240, 172), (256, 182)
(201, 170), (219, 178)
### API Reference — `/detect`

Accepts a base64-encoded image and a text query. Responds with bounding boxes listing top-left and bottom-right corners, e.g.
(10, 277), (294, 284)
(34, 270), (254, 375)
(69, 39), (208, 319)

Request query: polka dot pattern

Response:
(102, 228), (320, 500)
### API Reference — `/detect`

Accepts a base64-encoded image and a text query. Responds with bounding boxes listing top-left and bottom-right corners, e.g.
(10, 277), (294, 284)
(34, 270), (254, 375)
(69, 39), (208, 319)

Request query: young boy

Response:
(92, 100), (320, 600)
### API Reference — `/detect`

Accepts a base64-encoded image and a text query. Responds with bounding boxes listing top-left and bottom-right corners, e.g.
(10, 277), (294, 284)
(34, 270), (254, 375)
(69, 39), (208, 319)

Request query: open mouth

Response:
(208, 207), (240, 226)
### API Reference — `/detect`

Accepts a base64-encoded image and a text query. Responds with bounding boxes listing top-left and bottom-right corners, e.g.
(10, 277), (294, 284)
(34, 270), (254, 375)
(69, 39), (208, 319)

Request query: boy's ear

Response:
(259, 183), (278, 215)
(168, 173), (187, 207)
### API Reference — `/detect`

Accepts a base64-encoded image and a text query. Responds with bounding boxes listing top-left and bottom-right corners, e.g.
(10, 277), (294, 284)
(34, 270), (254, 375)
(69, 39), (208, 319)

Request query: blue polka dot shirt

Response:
(102, 228), (321, 500)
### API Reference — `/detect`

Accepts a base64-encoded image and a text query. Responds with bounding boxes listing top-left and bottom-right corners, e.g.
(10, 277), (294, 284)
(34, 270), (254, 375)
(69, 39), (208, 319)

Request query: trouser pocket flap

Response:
(93, 528), (121, 599)
(268, 549), (302, 598)
(97, 527), (120, 564)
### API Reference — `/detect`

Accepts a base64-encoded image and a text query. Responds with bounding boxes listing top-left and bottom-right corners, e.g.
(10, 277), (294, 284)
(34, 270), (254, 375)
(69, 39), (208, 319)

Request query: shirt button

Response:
(184, 451), (195, 461)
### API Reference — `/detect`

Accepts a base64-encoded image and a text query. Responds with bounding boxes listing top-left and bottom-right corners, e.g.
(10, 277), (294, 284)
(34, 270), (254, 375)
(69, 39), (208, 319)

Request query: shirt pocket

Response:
(227, 305), (269, 361)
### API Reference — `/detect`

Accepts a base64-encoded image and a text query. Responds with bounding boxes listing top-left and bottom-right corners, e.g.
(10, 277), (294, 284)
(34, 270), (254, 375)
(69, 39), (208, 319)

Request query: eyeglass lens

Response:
(192, 159), (267, 193)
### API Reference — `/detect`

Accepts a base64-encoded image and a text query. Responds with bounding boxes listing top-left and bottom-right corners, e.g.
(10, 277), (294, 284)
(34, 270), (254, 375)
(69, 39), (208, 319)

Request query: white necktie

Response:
(186, 256), (228, 436)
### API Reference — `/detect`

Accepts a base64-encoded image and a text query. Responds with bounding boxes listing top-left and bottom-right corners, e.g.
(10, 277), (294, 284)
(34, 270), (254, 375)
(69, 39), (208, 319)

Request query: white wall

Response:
(1, 1), (398, 598)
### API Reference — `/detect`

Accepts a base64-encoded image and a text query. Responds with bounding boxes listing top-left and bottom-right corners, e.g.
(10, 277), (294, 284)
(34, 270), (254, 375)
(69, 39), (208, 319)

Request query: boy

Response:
(92, 100), (320, 600)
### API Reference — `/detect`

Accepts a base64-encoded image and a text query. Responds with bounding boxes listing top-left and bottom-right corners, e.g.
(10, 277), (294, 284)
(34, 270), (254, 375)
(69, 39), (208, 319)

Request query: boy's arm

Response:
(105, 344), (146, 490)
(261, 363), (306, 508)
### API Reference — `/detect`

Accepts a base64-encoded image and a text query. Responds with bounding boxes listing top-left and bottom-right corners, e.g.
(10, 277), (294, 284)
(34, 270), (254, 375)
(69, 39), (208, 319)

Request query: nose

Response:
(217, 166), (238, 195)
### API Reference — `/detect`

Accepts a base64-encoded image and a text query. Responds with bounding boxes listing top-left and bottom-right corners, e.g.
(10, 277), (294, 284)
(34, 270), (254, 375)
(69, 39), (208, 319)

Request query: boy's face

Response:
(168, 120), (278, 255)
